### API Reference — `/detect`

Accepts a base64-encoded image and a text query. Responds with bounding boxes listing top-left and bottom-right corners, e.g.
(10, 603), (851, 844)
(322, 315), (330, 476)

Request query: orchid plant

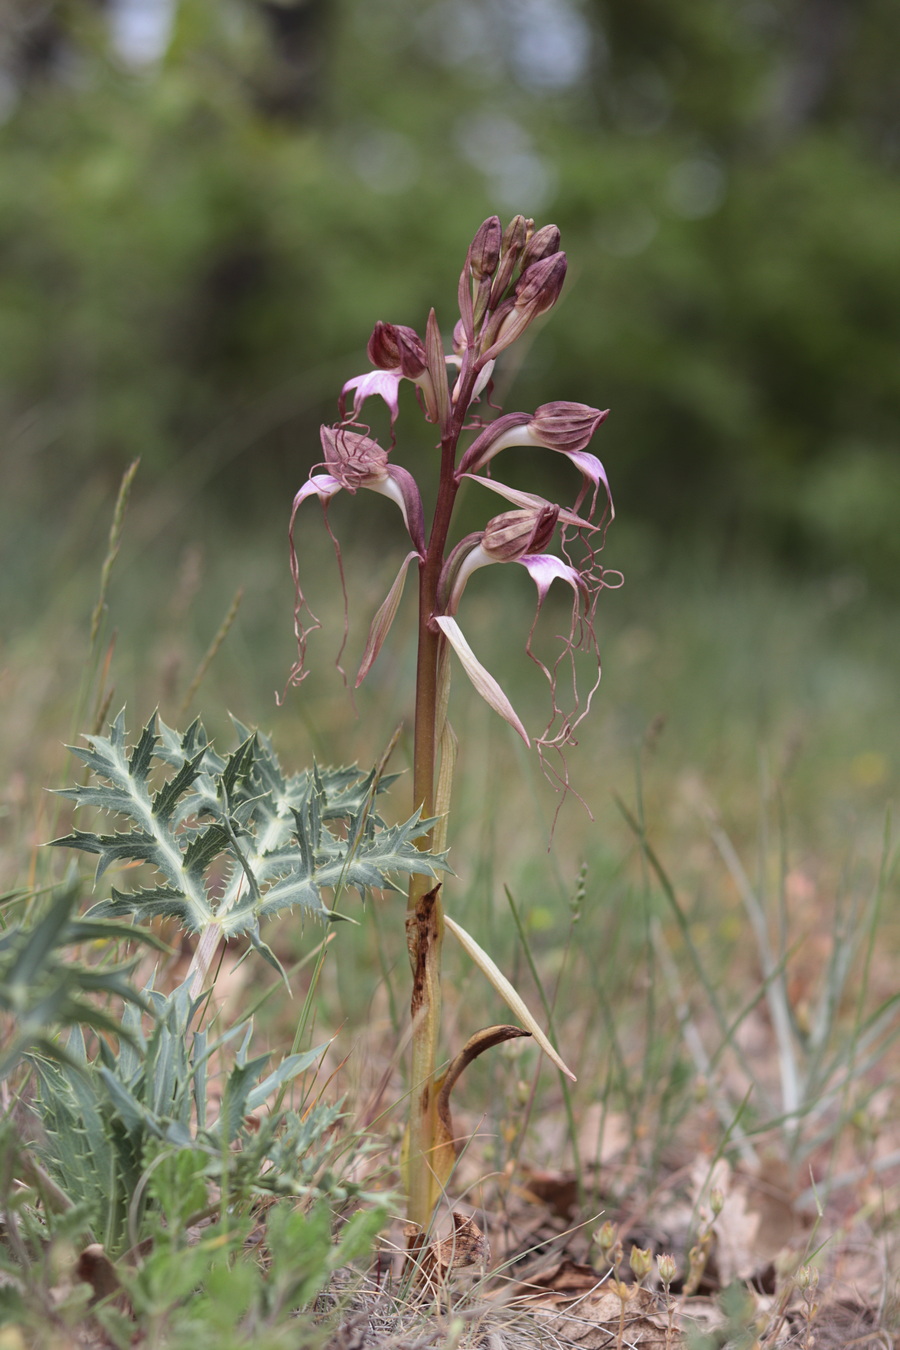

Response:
(288, 216), (619, 1241)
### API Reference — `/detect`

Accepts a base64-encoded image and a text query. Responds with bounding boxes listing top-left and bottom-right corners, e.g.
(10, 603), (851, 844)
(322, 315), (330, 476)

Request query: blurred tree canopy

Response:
(2, 0), (899, 581)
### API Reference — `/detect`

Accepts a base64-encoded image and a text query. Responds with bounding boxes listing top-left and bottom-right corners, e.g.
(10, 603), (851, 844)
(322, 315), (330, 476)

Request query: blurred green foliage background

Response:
(1, 4), (899, 1168)
(3, 0), (899, 587)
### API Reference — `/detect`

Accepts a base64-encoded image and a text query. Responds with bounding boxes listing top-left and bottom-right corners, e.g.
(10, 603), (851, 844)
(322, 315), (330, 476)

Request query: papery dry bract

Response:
(433, 615), (531, 745)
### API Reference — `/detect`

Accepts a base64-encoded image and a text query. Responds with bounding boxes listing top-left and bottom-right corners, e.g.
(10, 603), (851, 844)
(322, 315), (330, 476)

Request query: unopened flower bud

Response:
(479, 296), (516, 355)
(595, 1221), (618, 1260)
(367, 322), (427, 378)
(796, 1265), (819, 1292)
(514, 252), (567, 317)
(629, 1246), (653, 1284)
(482, 253), (567, 360)
(468, 216), (502, 282)
(481, 504), (558, 562)
(320, 424), (388, 491)
(529, 402), (609, 454)
(489, 214), (530, 304)
(520, 223), (561, 272)
(709, 1187), (725, 1218)
(657, 1253), (677, 1287)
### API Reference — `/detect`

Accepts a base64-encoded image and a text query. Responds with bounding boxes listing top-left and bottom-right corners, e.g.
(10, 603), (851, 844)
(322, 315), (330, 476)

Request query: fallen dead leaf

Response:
(525, 1284), (673, 1348)
(417, 1211), (491, 1285)
(520, 1257), (603, 1295)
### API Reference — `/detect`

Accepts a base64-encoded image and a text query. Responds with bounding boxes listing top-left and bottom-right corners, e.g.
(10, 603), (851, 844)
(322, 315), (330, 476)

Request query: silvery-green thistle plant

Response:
(288, 216), (619, 1241)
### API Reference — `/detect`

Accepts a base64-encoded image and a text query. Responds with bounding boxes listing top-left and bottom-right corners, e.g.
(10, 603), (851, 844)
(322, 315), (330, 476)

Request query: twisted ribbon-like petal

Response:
(433, 616), (530, 745)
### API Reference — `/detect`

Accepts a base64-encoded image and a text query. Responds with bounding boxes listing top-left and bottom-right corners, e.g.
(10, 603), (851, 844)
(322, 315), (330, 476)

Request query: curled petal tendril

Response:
(282, 476), (351, 699)
(518, 523), (623, 824)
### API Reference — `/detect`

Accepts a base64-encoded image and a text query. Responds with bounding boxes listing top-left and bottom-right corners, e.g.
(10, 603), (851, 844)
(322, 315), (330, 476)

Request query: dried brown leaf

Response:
(74, 1243), (131, 1316)
(526, 1285), (674, 1348)
(418, 1211), (491, 1285)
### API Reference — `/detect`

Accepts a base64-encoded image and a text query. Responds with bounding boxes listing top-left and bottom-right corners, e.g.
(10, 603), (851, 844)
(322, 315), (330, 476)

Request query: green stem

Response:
(405, 358), (480, 1238)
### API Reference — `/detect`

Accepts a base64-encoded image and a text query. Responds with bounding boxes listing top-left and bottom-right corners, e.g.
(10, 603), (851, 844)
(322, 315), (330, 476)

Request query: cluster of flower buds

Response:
(288, 216), (620, 782)
(329, 215), (574, 441)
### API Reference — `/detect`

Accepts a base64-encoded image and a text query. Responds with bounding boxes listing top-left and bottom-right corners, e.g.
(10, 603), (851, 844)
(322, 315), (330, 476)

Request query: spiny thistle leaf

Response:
(0, 881), (162, 1081)
(50, 711), (448, 949)
(101, 887), (197, 926)
(31, 977), (333, 1252)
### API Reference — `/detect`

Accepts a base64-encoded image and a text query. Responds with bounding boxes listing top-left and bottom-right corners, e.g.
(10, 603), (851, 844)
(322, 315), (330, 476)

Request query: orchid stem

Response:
(405, 368), (479, 1239)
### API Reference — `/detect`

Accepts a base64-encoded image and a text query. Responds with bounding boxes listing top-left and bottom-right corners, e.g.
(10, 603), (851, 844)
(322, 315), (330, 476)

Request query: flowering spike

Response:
(434, 616), (530, 745)
(285, 217), (617, 1239)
